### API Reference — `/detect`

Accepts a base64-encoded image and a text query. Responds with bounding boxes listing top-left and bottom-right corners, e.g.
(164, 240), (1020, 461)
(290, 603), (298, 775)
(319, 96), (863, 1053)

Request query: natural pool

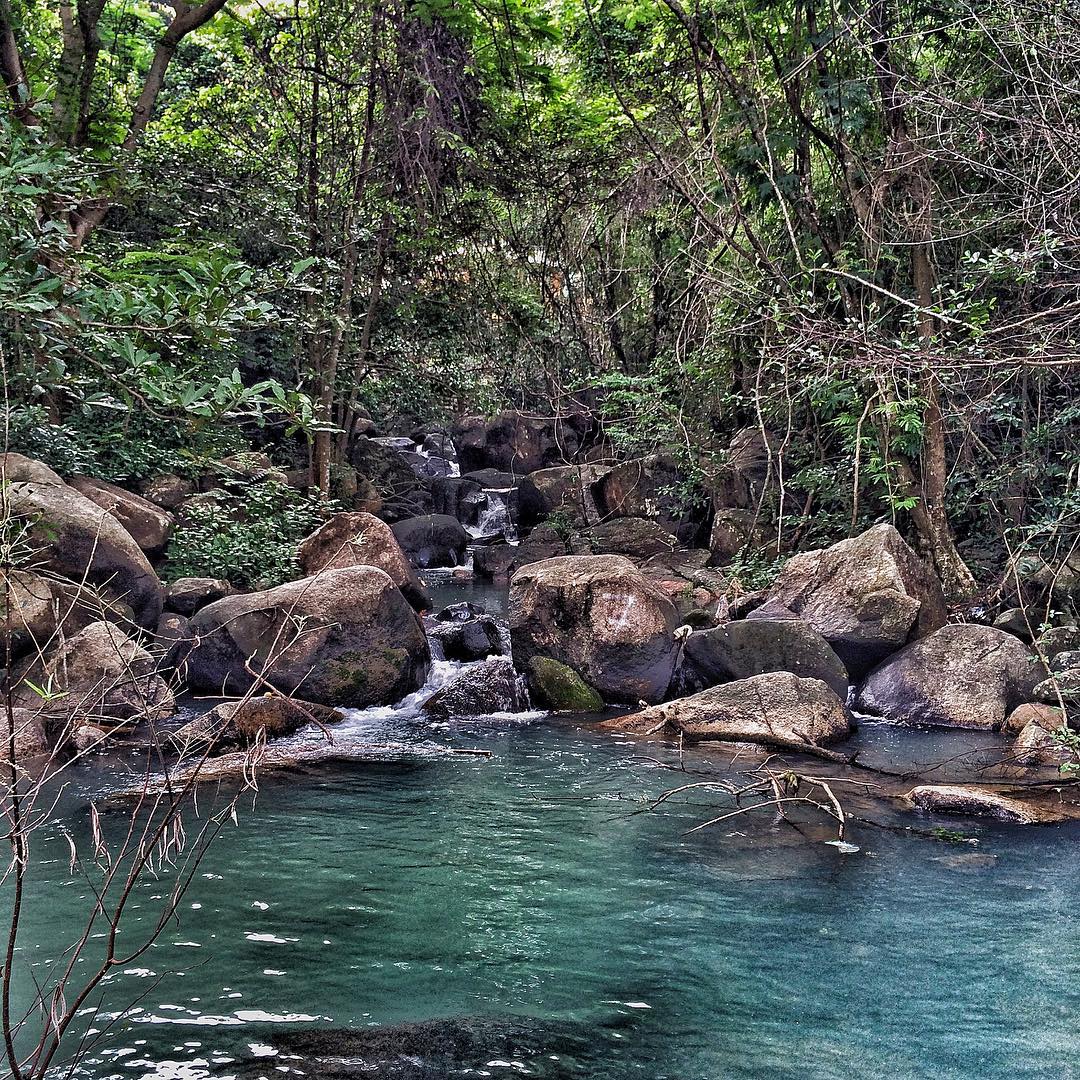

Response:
(7, 582), (1080, 1080)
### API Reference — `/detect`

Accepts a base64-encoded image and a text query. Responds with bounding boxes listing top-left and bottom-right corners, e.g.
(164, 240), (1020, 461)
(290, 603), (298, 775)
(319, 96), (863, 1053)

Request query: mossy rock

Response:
(527, 656), (604, 712)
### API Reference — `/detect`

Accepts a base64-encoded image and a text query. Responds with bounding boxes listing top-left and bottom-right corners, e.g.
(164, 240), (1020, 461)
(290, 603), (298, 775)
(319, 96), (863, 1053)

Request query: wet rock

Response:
(173, 695), (345, 755)
(403, 451), (454, 479)
(3, 462), (164, 627)
(904, 784), (1063, 824)
(517, 463), (608, 528)
(431, 475), (485, 523)
(186, 567), (430, 706)
(762, 523), (947, 677)
(69, 476), (174, 558)
(509, 554), (682, 705)
(297, 512), (429, 610)
(855, 624), (1043, 729)
(1033, 668), (1080, 704)
(453, 411), (592, 475)
(422, 432), (456, 459)
(166, 577), (236, 616)
(428, 611), (504, 662)
(681, 619), (849, 697)
(604, 672), (851, 747)
(525, 656), (604, 712)
(421, 657), (528, 719)
(391, 514), (469, 569)
(10, 620), (175, 728)
(473, 527), (567, 581)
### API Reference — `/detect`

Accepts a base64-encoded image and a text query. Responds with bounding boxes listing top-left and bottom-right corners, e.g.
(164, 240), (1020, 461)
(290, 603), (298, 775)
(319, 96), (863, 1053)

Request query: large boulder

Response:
(431, 475), (486, 524)
(473, 527), (567, 581)
(346, 436), (431, 521)
(428, 607), (504, 662)
(517, 464), (608, 529)
(707, 508), (773, 566)
(9, 620), (175, 729)
(3, 460), (164, 628)
(186, 567), (430, 707)
(762, 523), (946, 676)
(3, 708), (49, 761)
(297, 512), (429, 610)
(603, 672), (851, 747)
(453, 411), (592, 475)
(420, 658), (529, 720)
(854, 624), (1043, 729)
(0, 569), (101, 659)
(591, 454), (695, 538)
(509, 554), (682, 705)
(681, 619), (849, 698)
(391, 515), (469, 569)
(69, 476), (174, 558)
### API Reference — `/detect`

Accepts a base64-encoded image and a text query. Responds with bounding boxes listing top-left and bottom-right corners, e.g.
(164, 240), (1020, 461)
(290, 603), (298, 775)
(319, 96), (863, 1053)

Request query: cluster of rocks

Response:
(4, 409), (1078, 806)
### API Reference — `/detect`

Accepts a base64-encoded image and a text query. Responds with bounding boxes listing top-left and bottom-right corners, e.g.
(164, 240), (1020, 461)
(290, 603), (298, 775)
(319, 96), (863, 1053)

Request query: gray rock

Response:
(391, 514), (469, 569)
(421, 658), (529, 719)
(763, 523), (947, 676)
(681, 619), (849, 697)
(855, 624), (1043, 729)
(166, 577), (235, 616)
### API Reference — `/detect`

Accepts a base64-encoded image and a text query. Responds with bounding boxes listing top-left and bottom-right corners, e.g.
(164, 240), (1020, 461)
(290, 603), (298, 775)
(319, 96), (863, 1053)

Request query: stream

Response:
(6, 577), (1080, 1080)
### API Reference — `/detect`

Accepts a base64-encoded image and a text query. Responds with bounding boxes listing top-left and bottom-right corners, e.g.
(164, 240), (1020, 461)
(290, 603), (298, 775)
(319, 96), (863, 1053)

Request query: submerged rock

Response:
(904, 785), (1064, 825)
(297, 511), (430, 610)
(509, 554), (682, 705)
(421, 658), (529, 719)
(186, 566), (430, 707)
(762, 523), (946, 677)
(854, 624), (1044, 729)
(681, 619), (849, 697)
(605, 671), (851, 748)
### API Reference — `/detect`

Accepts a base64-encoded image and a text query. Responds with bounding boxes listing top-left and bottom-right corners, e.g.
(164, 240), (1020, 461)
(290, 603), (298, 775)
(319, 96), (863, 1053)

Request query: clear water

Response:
(6, 584), (1080, 1080)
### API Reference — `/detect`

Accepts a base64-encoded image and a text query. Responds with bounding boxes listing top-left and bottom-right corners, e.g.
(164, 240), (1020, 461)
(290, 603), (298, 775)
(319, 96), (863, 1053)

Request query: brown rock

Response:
(904, 785), (1062, 825)
(173, 695), (344, 755)
(509, 554), (683, 705)
(296, 512), (429, 610)
(186, 567), (430, 707)
(166, 577), (236, 616)
(69, 476), (174, 558)
(763, 524), (947, 676)
(604, 672), (851, 747)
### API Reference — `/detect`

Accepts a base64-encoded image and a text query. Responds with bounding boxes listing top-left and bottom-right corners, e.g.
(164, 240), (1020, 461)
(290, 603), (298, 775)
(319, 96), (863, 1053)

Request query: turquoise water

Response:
(6, 583), (1080, 1079)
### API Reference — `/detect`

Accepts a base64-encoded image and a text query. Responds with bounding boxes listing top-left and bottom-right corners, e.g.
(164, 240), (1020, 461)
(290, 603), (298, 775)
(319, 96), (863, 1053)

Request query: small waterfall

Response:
(469, 488), (517, 543)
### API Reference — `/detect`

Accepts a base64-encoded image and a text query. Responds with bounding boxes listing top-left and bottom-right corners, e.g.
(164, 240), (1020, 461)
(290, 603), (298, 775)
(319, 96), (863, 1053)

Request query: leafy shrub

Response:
(164, 477), (337, 589)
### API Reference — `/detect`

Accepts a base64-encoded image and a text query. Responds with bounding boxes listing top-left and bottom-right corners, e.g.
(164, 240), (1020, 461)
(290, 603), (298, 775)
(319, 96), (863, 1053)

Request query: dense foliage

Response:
(1, 0), (1077, 599)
